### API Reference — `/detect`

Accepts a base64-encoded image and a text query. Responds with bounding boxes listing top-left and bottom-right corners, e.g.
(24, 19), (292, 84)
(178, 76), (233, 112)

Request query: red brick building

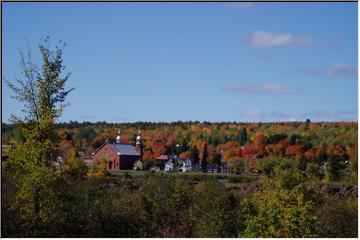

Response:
(92, 130), (144, 171)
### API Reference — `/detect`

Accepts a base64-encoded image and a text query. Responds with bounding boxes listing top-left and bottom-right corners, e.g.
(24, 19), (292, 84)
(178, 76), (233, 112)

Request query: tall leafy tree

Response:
(6, 37), (74, 235)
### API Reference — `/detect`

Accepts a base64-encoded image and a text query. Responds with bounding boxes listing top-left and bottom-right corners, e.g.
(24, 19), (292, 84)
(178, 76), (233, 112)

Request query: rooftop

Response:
(110, 143), (140, 156)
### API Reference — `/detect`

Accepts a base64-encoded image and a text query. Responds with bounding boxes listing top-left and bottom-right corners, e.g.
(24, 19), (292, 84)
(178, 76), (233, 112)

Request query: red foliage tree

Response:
(285, 144), (304, 156)
(179, 151), (189, 159)
(304, 148), (316, 162)
(242, 144), (256, 156)
(254, 133), (268, 146)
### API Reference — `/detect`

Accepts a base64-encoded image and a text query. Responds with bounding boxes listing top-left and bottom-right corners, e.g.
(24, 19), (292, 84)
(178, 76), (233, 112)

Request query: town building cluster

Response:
(89, 130), (229, 173)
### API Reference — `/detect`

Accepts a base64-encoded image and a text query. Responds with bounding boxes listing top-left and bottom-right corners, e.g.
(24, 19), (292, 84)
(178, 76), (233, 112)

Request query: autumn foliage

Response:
(3, 121), (357, 170)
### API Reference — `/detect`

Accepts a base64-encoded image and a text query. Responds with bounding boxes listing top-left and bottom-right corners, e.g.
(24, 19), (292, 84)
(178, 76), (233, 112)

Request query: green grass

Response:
(108, 170), (147, 177)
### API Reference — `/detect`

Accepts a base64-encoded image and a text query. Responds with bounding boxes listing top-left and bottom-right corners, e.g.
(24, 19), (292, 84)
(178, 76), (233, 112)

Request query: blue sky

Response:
(2, 2), (358, 123)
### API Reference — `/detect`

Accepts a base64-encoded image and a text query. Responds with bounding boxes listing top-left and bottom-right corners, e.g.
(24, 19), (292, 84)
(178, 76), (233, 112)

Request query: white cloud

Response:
(262, 84), (296, 94)
(285, 118), (297, 122)
(297, 61), (357, 79)
(223, 84), (300, 95)
(249, 30), (312, 47)
(241, 110), (265, 118)
(223, 84), (258, 94)
(325, 62), (357, 78)
(301, 110), (357, 119)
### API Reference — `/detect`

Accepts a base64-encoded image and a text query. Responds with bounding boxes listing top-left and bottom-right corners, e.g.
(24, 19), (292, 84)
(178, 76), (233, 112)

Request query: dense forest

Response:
(2, 120), (358, 176)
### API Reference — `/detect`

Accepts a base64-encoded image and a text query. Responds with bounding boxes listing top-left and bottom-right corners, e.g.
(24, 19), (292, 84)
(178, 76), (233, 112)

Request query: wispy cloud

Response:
(249, 30), (312, 47)
(297, 62), (358, 79)
(240, 109), (357, 121)
(223, 84), (301, 95)
(270, 111), (297, 122)
(284, 118), (297, 122)
(226, 2), (253, 10)
(223, 84), (258, 94)
(241, 109), (265, 118)
(300, 109), (357, 119)
(262, 84), (297, 94)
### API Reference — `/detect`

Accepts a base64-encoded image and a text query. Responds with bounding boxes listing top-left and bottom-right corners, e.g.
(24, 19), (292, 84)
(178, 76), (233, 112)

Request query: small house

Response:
(179, 158), (192, 172)
(165, 160), (175, 172)
(206, 164), (220, 173)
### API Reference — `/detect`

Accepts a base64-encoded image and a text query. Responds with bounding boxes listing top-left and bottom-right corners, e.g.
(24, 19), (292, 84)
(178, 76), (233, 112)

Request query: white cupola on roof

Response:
(136, 130), (142, 142)
(135, 129), (144, 158)
(116, 129), (121, 144)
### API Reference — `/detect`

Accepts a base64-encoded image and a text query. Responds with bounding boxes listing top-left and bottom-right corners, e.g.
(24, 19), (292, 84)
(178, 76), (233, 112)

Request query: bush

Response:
(315, 196), (357, 237)
(258, 157), (293, 176)
(242, 169), (320, 238)
(228, 175), (257, 184)
(228, 158), (248, 174)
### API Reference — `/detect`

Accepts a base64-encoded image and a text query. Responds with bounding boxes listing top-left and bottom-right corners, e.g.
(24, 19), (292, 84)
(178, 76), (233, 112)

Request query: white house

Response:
(179, 158), (192, 172)
(165, 160), (175, 172)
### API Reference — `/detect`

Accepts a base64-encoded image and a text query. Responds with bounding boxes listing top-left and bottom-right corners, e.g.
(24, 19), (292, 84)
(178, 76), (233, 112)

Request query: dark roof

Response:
(110, 143), (140, 156)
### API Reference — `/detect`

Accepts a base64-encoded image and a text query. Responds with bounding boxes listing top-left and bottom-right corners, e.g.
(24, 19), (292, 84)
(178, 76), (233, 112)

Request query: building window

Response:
(109, 161), (112, 170)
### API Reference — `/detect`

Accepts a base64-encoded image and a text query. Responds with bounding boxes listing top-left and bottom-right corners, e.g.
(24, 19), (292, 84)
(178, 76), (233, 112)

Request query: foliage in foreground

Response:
(2, 168), (357, 238)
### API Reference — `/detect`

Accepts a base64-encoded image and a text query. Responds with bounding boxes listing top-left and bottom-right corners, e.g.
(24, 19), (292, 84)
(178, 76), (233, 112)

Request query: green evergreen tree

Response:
(238, 128), (248, 146)
(289, 134), (297, 145)
(305, 118), (311, 130)
(325, 153), (346, 182)
(190, 145), (200, 166)
(201, 143), (208, 172)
